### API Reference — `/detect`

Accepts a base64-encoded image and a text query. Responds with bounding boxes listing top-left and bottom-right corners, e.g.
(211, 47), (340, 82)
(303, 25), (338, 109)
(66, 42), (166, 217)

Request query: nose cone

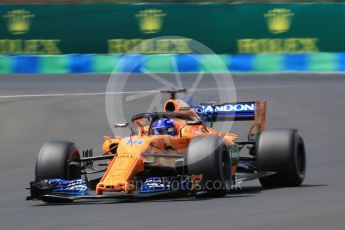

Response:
(117, 137), (150, 154)
(96, 137), (149, 194)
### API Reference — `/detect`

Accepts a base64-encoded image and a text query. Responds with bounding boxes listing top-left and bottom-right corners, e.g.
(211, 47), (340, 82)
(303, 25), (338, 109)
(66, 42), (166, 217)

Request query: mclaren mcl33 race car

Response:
(27, 89), (306, 203)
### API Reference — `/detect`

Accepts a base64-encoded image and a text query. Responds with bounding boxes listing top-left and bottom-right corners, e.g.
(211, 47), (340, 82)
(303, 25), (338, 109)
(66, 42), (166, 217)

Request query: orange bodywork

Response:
(96, 99), (266, 195)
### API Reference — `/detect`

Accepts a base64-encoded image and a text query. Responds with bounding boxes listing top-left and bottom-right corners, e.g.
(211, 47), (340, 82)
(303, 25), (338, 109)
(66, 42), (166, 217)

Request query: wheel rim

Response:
(297, 141), (306, 177)
(221, 147), (231, 190)
(66, 146), (81, 179)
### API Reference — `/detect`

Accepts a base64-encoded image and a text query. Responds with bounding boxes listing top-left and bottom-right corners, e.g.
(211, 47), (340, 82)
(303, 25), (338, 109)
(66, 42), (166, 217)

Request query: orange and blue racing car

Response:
(27, 89), (306, 203)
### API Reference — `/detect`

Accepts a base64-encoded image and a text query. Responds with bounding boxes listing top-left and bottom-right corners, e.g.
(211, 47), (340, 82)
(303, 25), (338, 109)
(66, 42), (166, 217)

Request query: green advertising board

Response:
(0, 3), (344, 54)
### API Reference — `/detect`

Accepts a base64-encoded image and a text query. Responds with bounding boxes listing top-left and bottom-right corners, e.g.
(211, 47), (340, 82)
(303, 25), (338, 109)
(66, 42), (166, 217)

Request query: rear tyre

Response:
(35, 140), (81, 181)
(186, 136), (231, 197)
(257, 129), (306, 188)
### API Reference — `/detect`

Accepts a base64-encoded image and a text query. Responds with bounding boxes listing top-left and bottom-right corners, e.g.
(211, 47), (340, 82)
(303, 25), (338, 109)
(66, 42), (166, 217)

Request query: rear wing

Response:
(195, 101), (266, 134)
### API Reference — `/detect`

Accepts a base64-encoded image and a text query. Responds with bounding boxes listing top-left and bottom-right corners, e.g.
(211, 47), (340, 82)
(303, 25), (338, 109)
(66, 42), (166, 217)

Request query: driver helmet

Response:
(152, 118), (177, 136)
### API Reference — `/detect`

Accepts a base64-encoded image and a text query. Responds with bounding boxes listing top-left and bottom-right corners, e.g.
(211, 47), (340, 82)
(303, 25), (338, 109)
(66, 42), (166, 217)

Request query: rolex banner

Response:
(0, 3), (345, 54)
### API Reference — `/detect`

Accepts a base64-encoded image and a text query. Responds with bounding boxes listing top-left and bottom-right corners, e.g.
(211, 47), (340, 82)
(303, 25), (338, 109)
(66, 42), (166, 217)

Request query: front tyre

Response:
(35, 140), (81, 181)
(186, 136), (231, 197)
(257, 129), (306, 188)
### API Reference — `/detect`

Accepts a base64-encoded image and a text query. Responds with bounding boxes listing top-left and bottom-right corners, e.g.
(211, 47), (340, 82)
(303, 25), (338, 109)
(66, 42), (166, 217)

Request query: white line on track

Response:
(0, 90), (159, 99)
(0, 88), (228, 99)
(0, 84), (321, 99)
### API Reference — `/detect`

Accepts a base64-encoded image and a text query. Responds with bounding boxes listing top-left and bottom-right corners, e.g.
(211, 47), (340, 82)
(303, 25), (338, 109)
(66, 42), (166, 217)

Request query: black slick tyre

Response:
(35, 140), (81, 181)
(257, 129), (306, 188)
(186, 136), (231, 197)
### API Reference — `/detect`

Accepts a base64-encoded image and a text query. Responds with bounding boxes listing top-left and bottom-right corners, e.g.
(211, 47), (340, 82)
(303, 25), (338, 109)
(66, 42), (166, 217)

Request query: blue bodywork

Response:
(139, 177), (191, 193)
(139, 177), (171, 193)
(48, 179), (88, 195)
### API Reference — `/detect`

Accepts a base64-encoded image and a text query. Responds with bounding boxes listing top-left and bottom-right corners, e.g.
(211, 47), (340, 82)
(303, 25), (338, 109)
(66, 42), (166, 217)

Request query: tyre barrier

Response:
(1, 53), (345, 74)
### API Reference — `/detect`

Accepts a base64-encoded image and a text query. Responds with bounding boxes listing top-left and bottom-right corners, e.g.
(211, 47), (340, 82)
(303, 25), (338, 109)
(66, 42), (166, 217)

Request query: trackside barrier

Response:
(1, 53), (345, 74)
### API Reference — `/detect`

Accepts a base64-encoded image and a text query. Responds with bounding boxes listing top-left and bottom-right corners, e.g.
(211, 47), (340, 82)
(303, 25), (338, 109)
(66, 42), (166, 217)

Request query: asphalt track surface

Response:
(0, 73), (344, 230)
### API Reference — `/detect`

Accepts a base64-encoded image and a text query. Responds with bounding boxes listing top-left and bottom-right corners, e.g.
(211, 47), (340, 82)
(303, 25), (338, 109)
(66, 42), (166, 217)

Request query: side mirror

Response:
(114, 123), (129, 128)
(114, 122), (135, 135)
(180, 120), (203, 138)
(186, 120), (203, 126)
